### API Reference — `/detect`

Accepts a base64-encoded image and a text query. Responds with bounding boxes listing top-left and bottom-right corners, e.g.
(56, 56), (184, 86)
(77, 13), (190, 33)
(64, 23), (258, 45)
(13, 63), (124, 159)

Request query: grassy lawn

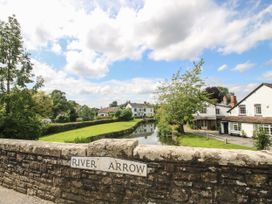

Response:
(177, 135), (256, 150)
(39, 119), (141, 143)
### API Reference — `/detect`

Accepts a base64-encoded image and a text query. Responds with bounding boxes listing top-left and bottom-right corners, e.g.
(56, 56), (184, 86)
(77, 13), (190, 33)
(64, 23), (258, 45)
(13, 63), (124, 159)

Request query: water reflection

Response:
(123, 122), (178, 146)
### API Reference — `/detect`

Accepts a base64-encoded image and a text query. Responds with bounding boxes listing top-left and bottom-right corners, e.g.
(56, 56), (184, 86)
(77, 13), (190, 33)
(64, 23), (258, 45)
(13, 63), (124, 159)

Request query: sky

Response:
(0, 0), (271, 108)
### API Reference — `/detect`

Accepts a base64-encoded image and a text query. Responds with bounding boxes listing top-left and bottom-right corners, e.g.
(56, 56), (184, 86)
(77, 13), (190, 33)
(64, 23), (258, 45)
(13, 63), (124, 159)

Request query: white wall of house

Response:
(97, 113), (108, 117)
(229, 85), (272, 117)
(227, 85), (272, 137)
(126, 103), (154, 117)
(196, 104), (230, 118)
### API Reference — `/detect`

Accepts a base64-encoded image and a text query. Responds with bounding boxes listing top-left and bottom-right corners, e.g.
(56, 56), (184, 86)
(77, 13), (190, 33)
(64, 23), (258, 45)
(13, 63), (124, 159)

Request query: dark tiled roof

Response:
(223, 116), (272, 124)
(98, 107), (119, 113)
(264, 83), (272, 88)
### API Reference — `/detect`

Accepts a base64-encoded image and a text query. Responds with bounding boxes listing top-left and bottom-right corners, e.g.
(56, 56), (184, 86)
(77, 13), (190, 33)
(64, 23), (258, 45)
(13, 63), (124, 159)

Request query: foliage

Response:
(0, 16), (44, 139)
(253, 129), (271, 150)
(0, 89), (44, 139)
(156, 106), (172, 136)
(117, 108), (133, 121)
(157, 59), (212, 134)
(43, 119), (117, 135)
(50, 90), (70, 120)
(109, 101), (118, 107)
(78, 105), (95, 121)
(40, 119), (141, 142)
(205, 86), (231, 104)
(55, 113), (70, 123)
(32, 91), (53, 118)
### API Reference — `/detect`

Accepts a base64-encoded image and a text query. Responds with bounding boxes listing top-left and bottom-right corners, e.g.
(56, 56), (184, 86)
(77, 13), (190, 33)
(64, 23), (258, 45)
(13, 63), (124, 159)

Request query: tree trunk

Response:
(6, 61), (11, 115)
(178, 123), (185, 134)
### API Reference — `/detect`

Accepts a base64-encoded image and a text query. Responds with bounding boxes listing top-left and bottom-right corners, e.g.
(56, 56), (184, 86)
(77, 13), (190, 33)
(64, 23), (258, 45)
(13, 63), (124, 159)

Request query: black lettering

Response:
(80, 159), (86, 167)
(136, 165), (146, 174)
(108, 162), (115, 170)
(91, 160), (97, 168)
(116, 162), (121, 171)
(123, 163), (128, 172)
(71, 158), (78, 167)
(129, 164), (136, 172)
(86, 159), (91, 168)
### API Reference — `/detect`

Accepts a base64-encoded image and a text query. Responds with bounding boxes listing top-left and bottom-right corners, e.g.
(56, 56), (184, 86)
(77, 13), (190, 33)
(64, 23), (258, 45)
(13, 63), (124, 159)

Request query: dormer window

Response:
(239, 105), (246, 115)
(254, 104), (262, 115)
(216, 108), (220, 115)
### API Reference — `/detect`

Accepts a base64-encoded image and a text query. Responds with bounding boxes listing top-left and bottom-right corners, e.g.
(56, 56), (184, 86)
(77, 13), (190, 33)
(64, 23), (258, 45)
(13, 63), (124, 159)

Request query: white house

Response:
(194, 102), (231, 130)
(126, 102), (154, 117)
(221, 83), (272, 137)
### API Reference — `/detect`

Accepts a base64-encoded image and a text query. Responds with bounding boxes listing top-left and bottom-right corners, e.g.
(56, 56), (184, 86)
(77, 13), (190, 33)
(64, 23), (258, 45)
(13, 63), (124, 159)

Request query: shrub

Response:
(241, 130), (247, 137)
(253, 129), (272, 150)
(43, 119), (117, 135)
(55, 114), (70, 123)
(118, 108), (133, 121)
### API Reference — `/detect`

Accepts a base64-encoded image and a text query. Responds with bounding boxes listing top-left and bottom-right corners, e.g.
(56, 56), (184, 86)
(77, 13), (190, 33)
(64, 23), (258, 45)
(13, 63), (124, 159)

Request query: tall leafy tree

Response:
(78, 105), (95, 121)
(109, 101), (118, 107)
(157, 59), (212, 134)
(0, 15), (43, 139)
(50, 90), (70, 119)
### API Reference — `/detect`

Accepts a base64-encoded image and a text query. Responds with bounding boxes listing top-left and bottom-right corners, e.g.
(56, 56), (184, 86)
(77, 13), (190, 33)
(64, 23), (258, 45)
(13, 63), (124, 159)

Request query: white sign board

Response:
(70, 157), (147, 177)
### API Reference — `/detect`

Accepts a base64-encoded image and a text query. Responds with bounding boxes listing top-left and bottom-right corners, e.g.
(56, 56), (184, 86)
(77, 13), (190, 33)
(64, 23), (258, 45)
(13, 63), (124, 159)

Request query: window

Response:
(200, 107), (207, 114)
(255, 104), (262, 115)
(144, 108), (146, 112)
(134, 108), (137, 111)
(231, 123), (241, 131)
(255, 124), (272, 136)
(216, 108), (220, 115)
(239, 105), (246, 115)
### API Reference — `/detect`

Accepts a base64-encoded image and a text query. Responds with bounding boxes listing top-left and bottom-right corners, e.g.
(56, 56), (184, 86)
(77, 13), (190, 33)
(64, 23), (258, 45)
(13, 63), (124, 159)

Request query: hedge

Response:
(43, 119), (118, 135)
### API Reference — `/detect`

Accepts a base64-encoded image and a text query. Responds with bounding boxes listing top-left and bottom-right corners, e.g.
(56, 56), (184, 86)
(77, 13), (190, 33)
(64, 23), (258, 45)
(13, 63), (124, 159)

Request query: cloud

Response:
(51, 42), (62, 55)
(217, 64), (228, 71)
(233, 62), (255, 72)
(32, 59), (160, 107)
(0, 0), (271, 77)
(263, 71), (272, 79)
(265, 59), (272, 66)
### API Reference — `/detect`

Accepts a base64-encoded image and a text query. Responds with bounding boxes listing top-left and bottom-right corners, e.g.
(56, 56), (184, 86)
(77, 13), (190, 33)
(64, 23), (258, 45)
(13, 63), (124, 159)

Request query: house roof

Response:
(98, 107), (119, 113)
(223, 116), (272, 124)
(128, 102), (152, 108)
(227, 83), (272, 113)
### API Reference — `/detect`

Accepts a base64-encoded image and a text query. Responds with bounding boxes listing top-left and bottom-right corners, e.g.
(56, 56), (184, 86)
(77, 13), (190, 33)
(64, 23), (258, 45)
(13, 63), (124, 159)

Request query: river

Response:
(123, 122), (178, 145)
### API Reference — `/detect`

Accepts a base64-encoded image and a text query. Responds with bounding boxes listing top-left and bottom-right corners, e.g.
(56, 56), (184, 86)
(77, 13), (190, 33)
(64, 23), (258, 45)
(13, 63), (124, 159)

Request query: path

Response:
(0, 186), (53, 204)
(185, 126), (254, 147)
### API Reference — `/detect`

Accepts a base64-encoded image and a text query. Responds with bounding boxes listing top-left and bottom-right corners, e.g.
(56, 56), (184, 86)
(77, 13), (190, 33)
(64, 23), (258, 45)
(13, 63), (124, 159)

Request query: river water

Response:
(123, 122), (178, 146)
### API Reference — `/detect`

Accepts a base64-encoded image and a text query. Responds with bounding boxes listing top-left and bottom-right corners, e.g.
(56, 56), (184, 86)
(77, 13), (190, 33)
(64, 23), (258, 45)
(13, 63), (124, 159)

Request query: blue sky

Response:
(0, 0), (271, 107)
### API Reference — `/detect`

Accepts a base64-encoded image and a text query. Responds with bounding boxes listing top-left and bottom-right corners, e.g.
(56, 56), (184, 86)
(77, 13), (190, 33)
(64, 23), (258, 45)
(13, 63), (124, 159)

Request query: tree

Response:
(253, 129), (272, 150)
(116, 108), (133, 121)
(78, 105), (95, 121)
(205, 86), (231, 103)
(157, 59), (212, 134)
(0, 15), (43, 139)
(50, 90), (70, 120)
(32, 91), (53, 118)
(109, 101), (118, 107)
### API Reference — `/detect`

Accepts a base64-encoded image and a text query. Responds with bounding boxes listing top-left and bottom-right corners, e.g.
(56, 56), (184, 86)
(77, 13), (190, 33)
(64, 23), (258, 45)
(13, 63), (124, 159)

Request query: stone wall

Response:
(0, 138), (271, 203)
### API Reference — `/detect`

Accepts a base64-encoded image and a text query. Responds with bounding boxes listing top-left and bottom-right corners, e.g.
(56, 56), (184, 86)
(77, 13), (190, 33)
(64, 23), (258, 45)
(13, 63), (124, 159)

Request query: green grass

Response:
(177, 134), (256, 150)
(39, 119), (141, 143)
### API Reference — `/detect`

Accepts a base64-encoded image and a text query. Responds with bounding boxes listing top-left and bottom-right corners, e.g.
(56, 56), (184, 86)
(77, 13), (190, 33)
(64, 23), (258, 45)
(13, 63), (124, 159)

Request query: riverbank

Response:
(39, 119), (154, 143)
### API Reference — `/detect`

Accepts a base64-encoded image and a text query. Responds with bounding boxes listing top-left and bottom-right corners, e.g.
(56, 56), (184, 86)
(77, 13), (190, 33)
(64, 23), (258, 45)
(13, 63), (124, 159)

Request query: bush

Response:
(253, 129), (272, 150)
(55, 114), (70, 123)
(43, 119), (117, 135)
(118, 108), (133, 121)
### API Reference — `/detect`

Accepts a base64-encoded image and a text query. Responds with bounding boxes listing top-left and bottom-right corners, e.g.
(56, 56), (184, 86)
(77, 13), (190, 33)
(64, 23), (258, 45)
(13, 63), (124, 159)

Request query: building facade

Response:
(221, 83), (272, 137)
(194, 103), (231, 130)
(126, 102), (154, 117)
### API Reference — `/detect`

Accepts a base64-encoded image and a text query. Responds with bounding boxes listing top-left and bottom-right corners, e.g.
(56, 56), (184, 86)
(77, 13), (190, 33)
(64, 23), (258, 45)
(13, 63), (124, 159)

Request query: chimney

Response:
(230, 95), (237, 108)
(223, 95), (228, 105)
